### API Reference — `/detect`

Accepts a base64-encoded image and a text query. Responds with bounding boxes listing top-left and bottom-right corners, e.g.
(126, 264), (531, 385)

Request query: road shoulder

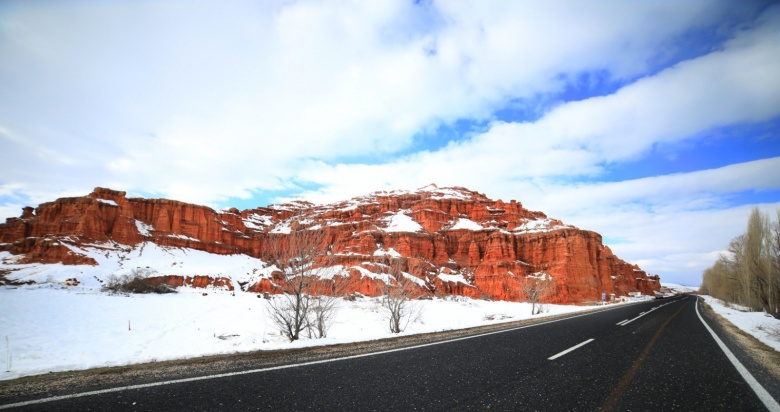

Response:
(699, 297), (780, 405)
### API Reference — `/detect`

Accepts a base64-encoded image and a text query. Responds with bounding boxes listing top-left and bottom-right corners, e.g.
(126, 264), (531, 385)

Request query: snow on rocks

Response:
(373, 247), (402, 258)
(449, 218), (483, 231)
(418, 185), (473, 200)
(382, 210), (423, 233)
(242, 214), (275, 231)
(0, 242), (270, 289)
(437, 272), (470, 285)
(135, 220), (153, 236)
(512, 218), (571, 234)
(168, 233), (200, 242)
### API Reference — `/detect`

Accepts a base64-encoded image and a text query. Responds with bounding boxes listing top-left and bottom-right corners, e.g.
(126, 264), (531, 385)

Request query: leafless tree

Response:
(744, 208), (779, 317)
(306, 271), (348, 339)
(700, 207), (780, 319)
(772, 209), (780, 317)
(380, 258), (420, 333)
(265, 224), (329, 341)
(520, 272), (554, 315)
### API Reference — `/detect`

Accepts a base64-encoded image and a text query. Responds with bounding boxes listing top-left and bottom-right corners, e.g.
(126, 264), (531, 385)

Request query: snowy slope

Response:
(1, 242), (273, 289)
(0, 285), (596, 381)
(661, 283), (698, 294)
(0, 238), (608, 381)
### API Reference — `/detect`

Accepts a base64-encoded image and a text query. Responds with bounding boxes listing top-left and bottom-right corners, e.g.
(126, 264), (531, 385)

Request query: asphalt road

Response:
(4, 295), (779, 411)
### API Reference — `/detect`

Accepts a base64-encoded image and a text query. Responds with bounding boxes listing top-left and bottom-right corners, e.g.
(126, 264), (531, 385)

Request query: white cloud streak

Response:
(293, 9), (780, 204)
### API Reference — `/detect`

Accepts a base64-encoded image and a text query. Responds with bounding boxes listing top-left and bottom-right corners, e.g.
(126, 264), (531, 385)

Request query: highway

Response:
(3, 295), (779, 411)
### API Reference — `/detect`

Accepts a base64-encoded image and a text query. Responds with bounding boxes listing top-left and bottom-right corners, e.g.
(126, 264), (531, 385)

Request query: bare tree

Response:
(700, 207), (780, 319)
(265, 224), (328, 341)
(520, 272), (554, 315)
(746, 208), (779, 316)
(380, 258), (420, 333)
(771, 209), (780, 317)
(306, 271), (348, 339)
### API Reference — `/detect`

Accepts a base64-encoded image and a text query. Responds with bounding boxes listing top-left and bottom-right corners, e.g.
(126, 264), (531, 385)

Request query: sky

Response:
(1, 0), (779, 287)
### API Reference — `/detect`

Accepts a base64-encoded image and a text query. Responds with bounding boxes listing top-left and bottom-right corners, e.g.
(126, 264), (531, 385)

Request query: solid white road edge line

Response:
(0, 300), (653, 410)
(547, 338), (595, 360)
(695, 296), (780, 412)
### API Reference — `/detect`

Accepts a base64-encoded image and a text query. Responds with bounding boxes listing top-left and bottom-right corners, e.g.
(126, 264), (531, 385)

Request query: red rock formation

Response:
(10, 237), (97, 265)
(0, 185), (660, 302)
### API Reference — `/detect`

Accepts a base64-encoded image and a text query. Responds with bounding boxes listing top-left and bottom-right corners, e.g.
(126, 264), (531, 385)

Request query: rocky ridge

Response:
(0, 185), (660, 302)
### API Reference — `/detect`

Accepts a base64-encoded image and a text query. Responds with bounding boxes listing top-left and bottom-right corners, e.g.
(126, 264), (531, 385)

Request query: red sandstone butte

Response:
(0, 185), (660, 302)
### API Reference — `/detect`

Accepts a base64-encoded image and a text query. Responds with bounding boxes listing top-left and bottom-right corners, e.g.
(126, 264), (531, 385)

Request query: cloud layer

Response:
(1, 1), (779, 285)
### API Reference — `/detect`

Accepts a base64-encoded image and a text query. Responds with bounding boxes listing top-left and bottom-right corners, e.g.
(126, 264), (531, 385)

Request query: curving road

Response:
(3, 295), (779, 411)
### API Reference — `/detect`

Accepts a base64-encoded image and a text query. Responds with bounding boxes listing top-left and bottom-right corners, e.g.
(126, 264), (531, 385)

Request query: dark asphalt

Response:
(3, 295), (778, 411)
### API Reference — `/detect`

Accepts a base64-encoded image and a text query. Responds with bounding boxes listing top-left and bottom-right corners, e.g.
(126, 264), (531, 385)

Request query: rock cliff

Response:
(0, 185), (660, 302)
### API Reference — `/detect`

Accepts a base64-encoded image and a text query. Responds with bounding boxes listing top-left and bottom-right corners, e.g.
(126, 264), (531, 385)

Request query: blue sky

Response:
(1, 0), (779, 286)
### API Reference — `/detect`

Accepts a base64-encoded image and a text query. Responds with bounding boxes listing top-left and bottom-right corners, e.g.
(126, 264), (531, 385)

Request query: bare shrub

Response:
(310, 271), (351, 338)
(380, 259), (421, 333)
(755, 323), (780, 342)
(103, 268), (175, 294)
(520, 272), (554, 315)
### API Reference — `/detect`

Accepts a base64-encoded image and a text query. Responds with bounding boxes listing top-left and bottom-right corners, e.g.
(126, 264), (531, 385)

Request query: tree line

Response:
(700, 207), (780, 319)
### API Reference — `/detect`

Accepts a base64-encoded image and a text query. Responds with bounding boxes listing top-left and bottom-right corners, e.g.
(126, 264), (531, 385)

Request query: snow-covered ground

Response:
(661, 283), (699, 294)
(0, 283), (603, 381)
(0, 243), (274, 289)
(0, 240), (674, 382)
(699, 295), (780, 352)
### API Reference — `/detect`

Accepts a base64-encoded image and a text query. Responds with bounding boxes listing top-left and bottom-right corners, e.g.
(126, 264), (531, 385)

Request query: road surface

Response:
(3, 295), (779, 411)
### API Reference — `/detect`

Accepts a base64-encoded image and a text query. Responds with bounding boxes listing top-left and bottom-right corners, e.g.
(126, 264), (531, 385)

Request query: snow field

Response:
(0, 243), (275, 289)
(0, 243), (677, 381)
(0, 285), (593, 381)
(699, 295), (780, 352)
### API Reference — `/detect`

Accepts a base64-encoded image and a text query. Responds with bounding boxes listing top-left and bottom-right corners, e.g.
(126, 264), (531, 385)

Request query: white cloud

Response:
(534, 157), (780, 216)
(0, 0), (755, 206)
(0, 202), (24, 222)
(1, 1), (778, 286)
(587, 202), (780, 287)
(290, 8), (780, 206)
